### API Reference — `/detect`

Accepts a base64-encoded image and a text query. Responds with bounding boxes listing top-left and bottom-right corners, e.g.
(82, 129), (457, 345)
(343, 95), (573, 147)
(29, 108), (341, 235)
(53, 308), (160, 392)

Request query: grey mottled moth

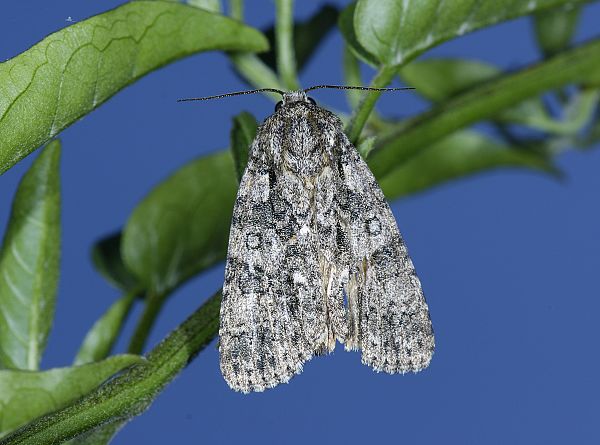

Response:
(180, 86), (434, 393)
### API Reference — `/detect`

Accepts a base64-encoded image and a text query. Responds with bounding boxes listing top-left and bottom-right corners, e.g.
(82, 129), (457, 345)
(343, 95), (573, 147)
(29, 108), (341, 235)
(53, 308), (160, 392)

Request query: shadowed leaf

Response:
(260, 4), (339, 72)
(122, 152), (238, 294)
(0, 141), (61, 371)
(230, 112), (258, 183)
(378, 130), (557, 199)
(91, 232), (139, 293)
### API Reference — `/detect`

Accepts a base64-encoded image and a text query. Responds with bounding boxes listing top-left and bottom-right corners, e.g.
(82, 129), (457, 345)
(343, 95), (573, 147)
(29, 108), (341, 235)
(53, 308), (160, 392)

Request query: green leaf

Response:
(0, 1), (269, 175)
(352, 0), (587, 67)
(91, 232), (140, 293)
(400, 58), (500, 102)
(74, 293), (137, 366)
(0, 293), (220, 445)
(187, 0), (222, 13)
(230, 112), (258, 183)
(368, 38), (600, 179)
(378, 130), (557, 199)
(399, 58), (576, 134)
(338, 2), (378, 66)
(533, 5), (581, 58)
(0, 354), (143, 439)
(122, 152), (238, 294)
(259, 4), (339, 72)
(0, 141), (61, 371)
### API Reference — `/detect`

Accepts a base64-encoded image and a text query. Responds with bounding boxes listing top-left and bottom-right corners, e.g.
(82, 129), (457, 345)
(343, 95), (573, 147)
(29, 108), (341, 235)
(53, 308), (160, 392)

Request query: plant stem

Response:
(229, 53), (286, 101)
(0, 292), (222, 445)
(343, 45), (363, 109)
(275, 0), (299, 91)
(127, 291), (168, 355)
(345, 64), (396, 145)
(229, 0), (244, 21)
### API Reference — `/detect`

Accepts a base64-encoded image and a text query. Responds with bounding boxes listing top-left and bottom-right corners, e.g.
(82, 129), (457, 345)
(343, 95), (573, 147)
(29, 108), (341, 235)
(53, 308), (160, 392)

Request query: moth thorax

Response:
(282, 90), (309, 105)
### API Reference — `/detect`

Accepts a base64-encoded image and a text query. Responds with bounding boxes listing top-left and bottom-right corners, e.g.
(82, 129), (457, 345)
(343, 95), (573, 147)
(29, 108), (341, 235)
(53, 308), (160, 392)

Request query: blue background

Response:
(1, 1), (599, 444)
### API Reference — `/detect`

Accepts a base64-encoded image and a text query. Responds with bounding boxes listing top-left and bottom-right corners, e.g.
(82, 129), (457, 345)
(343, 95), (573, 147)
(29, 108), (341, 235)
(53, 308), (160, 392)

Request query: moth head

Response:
(275, 91), (316, 111)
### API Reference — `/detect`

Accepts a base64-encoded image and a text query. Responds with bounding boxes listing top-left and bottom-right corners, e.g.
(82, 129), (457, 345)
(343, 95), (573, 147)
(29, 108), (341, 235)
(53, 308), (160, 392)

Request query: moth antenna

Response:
(177, 87), (286, 102)
(303, 85), (415, 93)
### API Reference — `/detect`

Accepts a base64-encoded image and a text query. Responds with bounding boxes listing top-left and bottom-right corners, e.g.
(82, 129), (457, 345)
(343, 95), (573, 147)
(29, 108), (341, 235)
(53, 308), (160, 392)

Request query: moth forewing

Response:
(218, 90), (433, 393)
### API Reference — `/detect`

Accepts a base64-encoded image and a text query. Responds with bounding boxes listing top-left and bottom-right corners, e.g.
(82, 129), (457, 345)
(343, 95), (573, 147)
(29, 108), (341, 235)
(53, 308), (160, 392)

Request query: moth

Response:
(180, 86), (434, 393)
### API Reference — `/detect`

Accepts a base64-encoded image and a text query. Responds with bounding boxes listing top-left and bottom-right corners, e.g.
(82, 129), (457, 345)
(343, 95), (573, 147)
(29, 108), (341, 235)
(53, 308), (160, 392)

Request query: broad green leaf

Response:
(122, 152), (238, 294)
(74, 293), (137, 366)
(352, 0), (588, 67)
(400, 58), (577, 134)
(338, 2), (378, 66)
(379, 130), (557, 199)
(368, 38), (600, 179)
(0, 354), (143, 439)
(0, 293), (221, 445)
(230, 112), (258, 182)
(91, 232), (140, 293)
(259, 5), (339, 72)
(0, 1), (268, 175)
(533, 5), (581, 58)
(0, 141), (61, 371)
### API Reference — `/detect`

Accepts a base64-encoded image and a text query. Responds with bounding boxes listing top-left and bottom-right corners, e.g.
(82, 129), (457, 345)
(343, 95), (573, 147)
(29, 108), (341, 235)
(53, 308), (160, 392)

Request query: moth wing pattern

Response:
(336, 135), (435, 373)
(219, 91), (434, 394)
(219, 120), (329, 393)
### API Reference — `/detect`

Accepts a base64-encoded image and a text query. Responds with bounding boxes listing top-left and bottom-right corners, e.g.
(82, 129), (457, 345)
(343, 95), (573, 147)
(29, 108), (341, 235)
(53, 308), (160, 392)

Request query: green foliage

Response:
(122, 151), (238, 295)
(0, 354), (143, 438)
(259, 4), (339, 73)
(369, 39), (600, 179)
(230, 112), (259, 182)
(0, 141), (61, 371)
(379, 130), (557, 199)
(0, 1), (268, 175)
(351, 0), (588, 67)
(74, 293), (137, 366)
(0, 293), (220, 445)
(91, 233), (140, 293)
(533, 5), (581, 57)
(1, 0), (599, 443)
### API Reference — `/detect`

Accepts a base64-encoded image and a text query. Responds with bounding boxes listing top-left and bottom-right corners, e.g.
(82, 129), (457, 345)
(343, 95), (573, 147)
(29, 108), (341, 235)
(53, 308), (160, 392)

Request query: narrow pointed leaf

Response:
(379, 130), (557, 199)
(0, 141), (61, 371)
(0, 354), (144, 439)
(122, 152), (238, 294)
(230, 112), (258, 183)
(91, 232), (140, 292)
(0, 293), (221, 445)
(352, 0), (588, 67)
(74, 293), (137, 366)
(369, 39), (600, 179)
(0, 1), (268, 175)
